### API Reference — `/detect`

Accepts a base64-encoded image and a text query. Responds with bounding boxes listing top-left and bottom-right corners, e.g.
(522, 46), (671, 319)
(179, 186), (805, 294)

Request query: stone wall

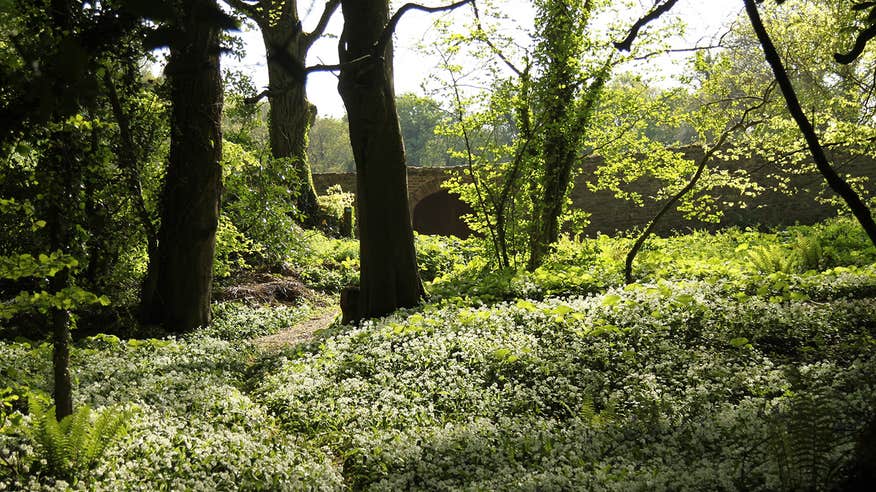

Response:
(313, 150), (876, 237)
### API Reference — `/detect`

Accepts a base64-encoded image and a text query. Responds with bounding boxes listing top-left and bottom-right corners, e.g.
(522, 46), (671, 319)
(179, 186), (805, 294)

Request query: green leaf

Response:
(675, 294), (694, 304)
(730, 337), (749, 348)
(601, 294), (621, 306)
(516, 300), (537, 311)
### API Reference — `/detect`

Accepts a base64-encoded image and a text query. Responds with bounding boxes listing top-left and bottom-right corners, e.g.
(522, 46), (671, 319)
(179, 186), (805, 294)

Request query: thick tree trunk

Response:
(261, 24), (321, 225)
(141, 0), (223, 332)
(338, 0), (424, 322)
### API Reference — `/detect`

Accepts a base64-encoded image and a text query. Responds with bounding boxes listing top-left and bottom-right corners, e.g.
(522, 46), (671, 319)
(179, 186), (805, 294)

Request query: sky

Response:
(225, 0), (743, 118)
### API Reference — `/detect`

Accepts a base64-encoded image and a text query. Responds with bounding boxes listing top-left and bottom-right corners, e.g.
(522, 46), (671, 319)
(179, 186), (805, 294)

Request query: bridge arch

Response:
(412, 189), (473, 238)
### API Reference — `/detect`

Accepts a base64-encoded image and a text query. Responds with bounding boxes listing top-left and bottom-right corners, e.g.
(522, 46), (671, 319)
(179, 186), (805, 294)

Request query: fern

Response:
(770, 391), (852, 491)
(28, 395), (131, 482)
(747, 244), (801, 274)
(792, 235), (824, 272)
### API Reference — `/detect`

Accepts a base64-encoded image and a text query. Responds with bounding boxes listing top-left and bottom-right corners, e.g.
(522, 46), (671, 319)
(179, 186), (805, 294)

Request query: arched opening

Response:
(412, 190), (474, 238)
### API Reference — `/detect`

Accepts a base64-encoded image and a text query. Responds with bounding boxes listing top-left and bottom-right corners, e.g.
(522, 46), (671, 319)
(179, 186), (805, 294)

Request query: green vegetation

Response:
(2, 0), (876, 489)
(3, 218), (875, 489)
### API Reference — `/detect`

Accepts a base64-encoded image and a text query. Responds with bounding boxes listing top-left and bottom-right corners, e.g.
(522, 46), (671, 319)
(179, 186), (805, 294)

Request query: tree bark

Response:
(226, 0), (340, 226)
(44, 138), (75, 421)
(261, 21), (321, 225)
(743, 0), (876, 247)
(141, 0), (223, 332)
(338, 0), (424, 322)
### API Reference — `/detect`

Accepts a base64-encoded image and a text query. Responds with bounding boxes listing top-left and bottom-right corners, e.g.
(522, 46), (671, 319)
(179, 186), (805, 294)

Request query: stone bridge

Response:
(313, 167), (475, 237)
(313, 150), (876, 238)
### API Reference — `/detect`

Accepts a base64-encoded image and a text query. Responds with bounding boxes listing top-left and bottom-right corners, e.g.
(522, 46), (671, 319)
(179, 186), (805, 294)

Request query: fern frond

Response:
(747, 244), (801, 274)
(771, 390), (851, 491)
(28, 396), (71, 479)
(64, 404), (92, 471)
(26, 396), (131, 482)
(83, 407), (130, 467)
(793, 235), (824, 271)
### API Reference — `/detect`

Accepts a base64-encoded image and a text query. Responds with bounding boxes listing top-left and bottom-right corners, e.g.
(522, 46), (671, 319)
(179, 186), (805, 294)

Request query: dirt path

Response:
(253, 307), (339, 351)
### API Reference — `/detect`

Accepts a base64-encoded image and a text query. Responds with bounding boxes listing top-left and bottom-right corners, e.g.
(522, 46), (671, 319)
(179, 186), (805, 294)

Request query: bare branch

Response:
(835, 23), (876, 64)
(243, 89), (271, 104)
(631, 44), (722, 62)
(305, 1), (475, 76)
(614, 0), (680, 52)
(471, 1), (522, 77)
(375, 0), (476, 55)
(304, 0), (341, 49)
(305, 53), (371, 74)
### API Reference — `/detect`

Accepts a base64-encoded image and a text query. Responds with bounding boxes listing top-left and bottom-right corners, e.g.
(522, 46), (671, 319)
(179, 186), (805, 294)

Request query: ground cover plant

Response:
(2, 217), (875, 490)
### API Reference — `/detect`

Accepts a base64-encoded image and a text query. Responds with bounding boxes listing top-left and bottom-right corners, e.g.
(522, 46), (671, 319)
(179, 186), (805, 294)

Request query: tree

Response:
(742, 0), (876, 246)
(224, 0), (340, 225)
(336, 0), (426, 322)
(526, 0), (610, 270)
(0, 0), (141, 420)
(308, 115), (355, 173)
(396, 93), (448, 167)
(141, 0), (232, 331)
(334, 1), (473, 320)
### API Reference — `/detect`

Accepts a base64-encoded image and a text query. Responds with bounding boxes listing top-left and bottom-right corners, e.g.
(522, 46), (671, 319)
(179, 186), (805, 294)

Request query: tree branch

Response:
(744, 0), (876, 247)
(623, 79), (775, 284)
(243, 89), (271, 104)
(631, 44), (723, 62)
(614, 0), (680, 52)
(308, 0), (475, 75)
(835, 22), (876, 64)
(375, 0), (475, 56)
(304, 0), (341, 49)
(472, 1), (522, 77)
(224, 0), (265, 24)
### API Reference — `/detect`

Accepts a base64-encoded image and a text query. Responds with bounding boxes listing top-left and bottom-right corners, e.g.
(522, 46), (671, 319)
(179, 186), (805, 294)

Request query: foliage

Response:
(415, 233), (478, 283)
(257, 264), (876, 489)
(429, 216), (876, 302)
(213, 214), (262, 279)
(207, 301), (315, 342)
(0, 198), (110, 325)
(0, 322), (342, 489)
(308, 116), (355, 173)
(294, 231), (360, 293)
(316, 185), (356, 237)
(221, 141), (305, 268)
(2, 219), (875, 489)
(396, 93), (456, 168)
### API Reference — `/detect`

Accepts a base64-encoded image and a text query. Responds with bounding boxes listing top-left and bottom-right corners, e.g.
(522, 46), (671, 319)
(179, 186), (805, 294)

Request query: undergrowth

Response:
(1, 216), (875, 490)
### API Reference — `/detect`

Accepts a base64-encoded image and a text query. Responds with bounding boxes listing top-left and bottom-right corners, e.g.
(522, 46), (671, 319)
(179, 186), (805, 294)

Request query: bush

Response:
(316, 185), (355, 237)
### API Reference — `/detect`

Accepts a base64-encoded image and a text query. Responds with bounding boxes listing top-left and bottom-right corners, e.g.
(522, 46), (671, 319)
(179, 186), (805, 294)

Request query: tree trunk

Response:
(338, 0), (424, 322)
(50, 269), (73, 420)
(526, 0), (600, 271)
(261, 23), (321, 225)
(141, 0), (223, 332)
(43, 131), (77, 421)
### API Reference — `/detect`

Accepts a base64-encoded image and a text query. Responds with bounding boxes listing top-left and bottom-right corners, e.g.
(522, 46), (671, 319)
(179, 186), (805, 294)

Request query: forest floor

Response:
(253, 306), (339, 351)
